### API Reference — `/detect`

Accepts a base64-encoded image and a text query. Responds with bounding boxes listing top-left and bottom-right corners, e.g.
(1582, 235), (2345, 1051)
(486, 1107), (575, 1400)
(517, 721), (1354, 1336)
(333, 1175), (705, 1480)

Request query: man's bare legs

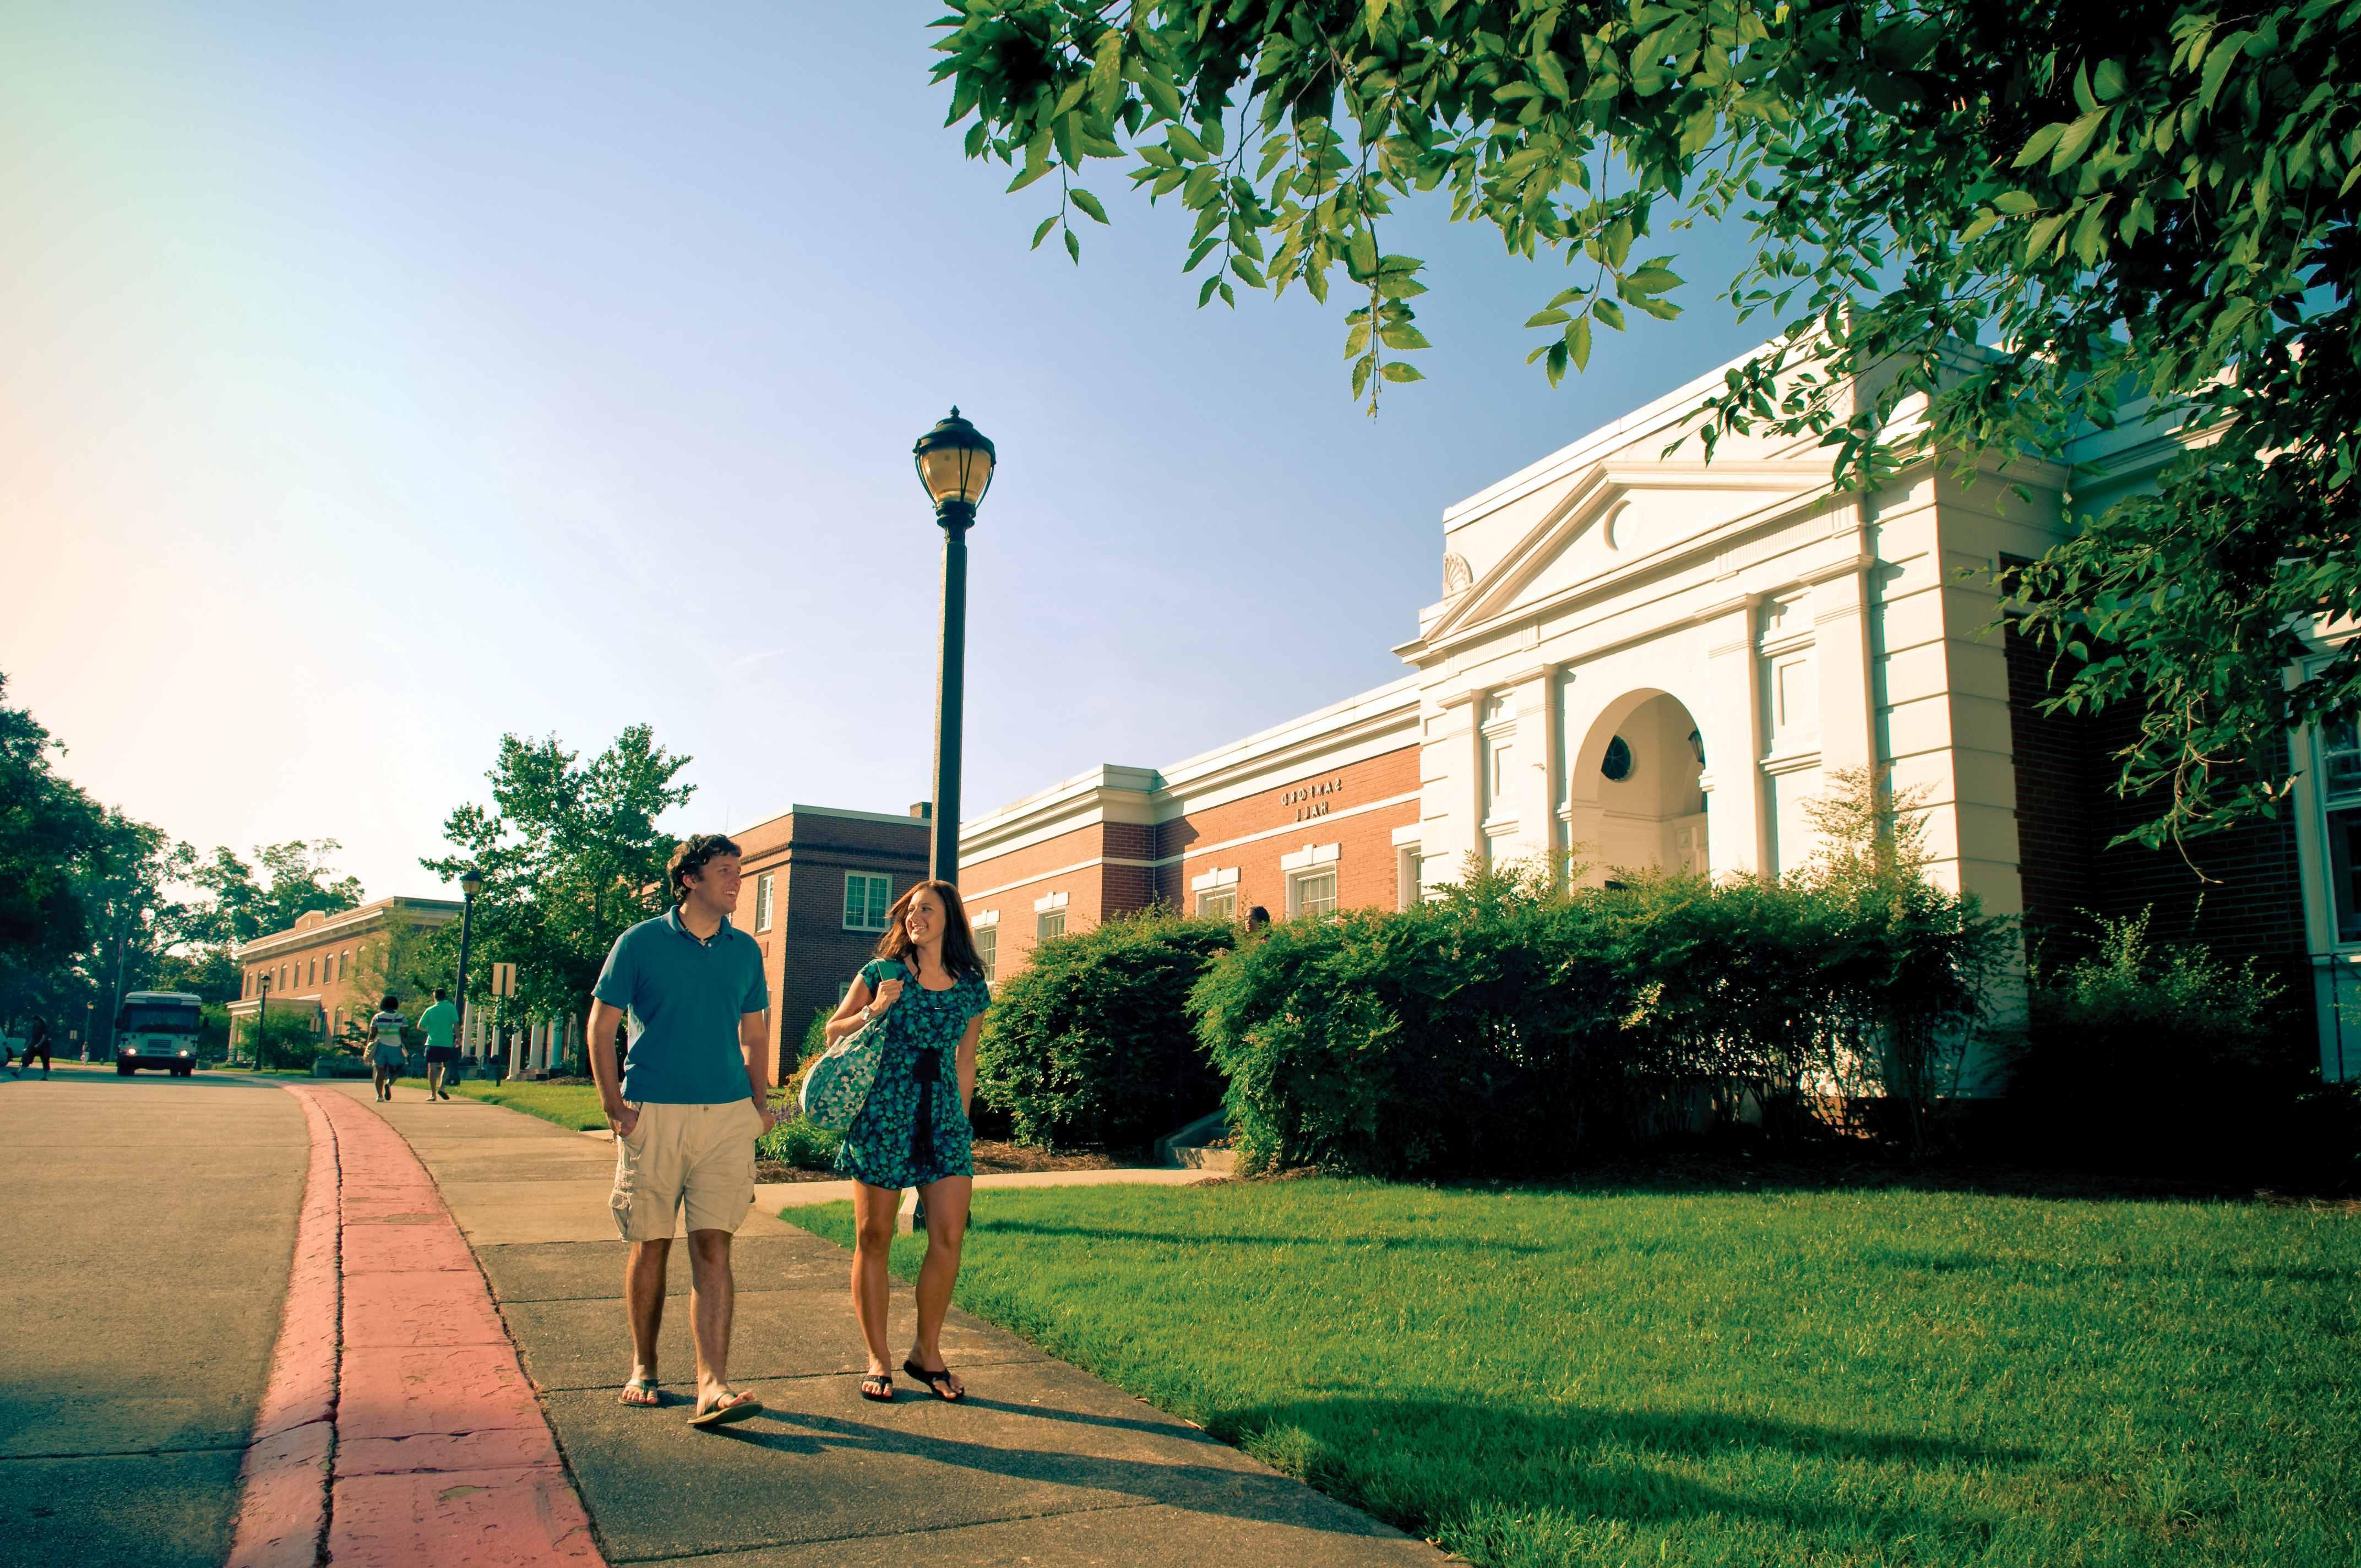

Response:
(426, 1060), (447, 1099)
(623, 1237), (670, 1405)
(907, 1175), (972, 1398)
(686, 1228), (737, 1415)
(850, 1183), (899, 1394)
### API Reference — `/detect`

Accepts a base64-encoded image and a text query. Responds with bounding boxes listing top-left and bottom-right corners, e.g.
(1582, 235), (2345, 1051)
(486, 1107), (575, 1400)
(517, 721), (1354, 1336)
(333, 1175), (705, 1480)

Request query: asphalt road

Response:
(0, 1061), (309, 1568)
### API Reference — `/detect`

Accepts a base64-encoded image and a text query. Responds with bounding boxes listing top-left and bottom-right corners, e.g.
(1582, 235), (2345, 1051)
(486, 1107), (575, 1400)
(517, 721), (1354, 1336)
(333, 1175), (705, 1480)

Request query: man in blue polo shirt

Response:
(587, 832), (776, 1429)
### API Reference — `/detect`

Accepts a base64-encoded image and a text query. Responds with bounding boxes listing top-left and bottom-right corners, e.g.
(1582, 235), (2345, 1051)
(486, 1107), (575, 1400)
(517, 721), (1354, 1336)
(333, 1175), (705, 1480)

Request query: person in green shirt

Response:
(418, 988), (461, 1102)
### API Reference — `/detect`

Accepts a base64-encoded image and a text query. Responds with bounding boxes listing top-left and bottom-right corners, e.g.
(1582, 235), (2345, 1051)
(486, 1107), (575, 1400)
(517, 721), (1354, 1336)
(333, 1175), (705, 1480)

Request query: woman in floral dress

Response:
(822, 878), (990, 1403)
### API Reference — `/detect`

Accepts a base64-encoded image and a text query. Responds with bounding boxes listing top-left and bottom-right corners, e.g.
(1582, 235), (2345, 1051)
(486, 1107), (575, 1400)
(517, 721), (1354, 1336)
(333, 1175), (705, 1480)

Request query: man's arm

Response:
(587, 1000), (634, 1137)
(739, 1011), (775, 1131)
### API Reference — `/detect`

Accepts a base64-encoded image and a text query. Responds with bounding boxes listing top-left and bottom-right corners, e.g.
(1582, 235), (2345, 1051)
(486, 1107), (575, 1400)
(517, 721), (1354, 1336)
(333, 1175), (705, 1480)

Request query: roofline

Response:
(237, 896), (461, 958)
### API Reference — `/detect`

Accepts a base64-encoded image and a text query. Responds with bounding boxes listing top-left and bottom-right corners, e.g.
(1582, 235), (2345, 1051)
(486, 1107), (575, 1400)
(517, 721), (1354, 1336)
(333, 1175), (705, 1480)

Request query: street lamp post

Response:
(454, 869), (483, 1075)
(911, 408), (996, 885)
(251, 973), (271, 1068)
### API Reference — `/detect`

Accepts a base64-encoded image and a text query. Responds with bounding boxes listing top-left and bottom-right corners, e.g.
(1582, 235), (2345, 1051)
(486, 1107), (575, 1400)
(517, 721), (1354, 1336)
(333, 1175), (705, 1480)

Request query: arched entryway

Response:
(1563, 689), (1710, 880)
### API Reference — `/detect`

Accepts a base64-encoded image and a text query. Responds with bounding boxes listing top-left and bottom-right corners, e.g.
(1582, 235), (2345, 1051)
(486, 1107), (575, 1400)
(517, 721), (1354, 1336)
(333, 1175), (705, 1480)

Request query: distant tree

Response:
(931, 1), (2360, 850)
(182, 841), (365, 946)
(0, 671), (106, 971)
(420, 725), (693, 1028)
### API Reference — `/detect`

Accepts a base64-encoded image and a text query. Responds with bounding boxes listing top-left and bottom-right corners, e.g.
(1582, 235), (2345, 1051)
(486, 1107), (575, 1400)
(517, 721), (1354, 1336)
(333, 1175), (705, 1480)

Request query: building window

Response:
(976, 923), (997, 981)
(844, 872), (891, 932)
(2322, 716), (2361, 945)
(1396, 846), (1423, 910)
(754, 872), (775, 933)
(1196, 888), (1237, 920)
(1037, 909), (1067, 942)
(1291, 869), (1338, 919)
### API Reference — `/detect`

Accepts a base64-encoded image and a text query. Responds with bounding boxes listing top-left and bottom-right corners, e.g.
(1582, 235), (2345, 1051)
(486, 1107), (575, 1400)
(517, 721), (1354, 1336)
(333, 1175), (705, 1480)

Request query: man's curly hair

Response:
(667, 834), (742, 903)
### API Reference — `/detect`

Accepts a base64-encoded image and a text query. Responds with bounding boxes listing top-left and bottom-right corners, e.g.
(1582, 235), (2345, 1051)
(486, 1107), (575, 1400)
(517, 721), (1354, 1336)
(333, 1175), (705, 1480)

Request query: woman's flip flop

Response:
(902, 1358), (964, 1402)
(858, 1370), (895, 1402)
(688, 1389), (763, 1428)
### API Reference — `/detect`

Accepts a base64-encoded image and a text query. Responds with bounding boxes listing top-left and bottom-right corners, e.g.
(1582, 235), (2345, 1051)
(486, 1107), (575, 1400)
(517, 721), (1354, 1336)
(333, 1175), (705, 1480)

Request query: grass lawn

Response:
(788, 1179), (2359, 1568)
(391, 1076), (610, 1130)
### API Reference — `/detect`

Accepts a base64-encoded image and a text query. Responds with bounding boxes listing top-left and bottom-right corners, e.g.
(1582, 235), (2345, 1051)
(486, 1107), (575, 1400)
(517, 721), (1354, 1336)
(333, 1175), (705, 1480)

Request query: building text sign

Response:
(1285, 776), (1346, 821)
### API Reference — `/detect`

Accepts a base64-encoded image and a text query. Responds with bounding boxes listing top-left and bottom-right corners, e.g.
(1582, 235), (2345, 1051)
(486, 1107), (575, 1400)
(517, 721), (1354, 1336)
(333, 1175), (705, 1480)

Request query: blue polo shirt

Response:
(592, 907), (769, 1105)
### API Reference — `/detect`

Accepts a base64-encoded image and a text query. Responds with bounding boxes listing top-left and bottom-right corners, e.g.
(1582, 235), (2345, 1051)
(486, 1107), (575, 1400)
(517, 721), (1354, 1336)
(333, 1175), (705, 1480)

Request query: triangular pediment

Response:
(1426, 459), (1831, 643)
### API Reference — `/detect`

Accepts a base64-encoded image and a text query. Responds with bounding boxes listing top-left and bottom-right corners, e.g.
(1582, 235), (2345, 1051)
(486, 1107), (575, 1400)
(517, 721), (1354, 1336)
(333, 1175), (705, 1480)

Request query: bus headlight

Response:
(124, 1045), (139, 1054)
(177, 1049), (191, 1058)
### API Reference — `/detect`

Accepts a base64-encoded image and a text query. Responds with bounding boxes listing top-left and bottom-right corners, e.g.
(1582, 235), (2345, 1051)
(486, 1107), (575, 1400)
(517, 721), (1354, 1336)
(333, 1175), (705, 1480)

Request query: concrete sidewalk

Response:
(339, 1085), (1448, 1566)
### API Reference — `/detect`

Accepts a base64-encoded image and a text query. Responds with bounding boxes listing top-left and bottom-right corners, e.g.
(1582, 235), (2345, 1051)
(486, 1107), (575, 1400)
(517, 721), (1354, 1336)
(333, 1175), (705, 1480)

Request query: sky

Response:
(2, 2), (1775, 903)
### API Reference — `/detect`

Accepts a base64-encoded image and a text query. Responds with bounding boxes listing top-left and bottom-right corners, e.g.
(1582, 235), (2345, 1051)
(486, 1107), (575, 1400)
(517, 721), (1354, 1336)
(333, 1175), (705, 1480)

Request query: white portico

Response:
(1395, 350), (2071, 922)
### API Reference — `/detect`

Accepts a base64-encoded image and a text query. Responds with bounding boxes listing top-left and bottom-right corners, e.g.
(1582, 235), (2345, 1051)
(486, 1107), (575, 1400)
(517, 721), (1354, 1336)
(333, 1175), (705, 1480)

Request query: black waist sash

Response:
(911, 1047), (945, 1170)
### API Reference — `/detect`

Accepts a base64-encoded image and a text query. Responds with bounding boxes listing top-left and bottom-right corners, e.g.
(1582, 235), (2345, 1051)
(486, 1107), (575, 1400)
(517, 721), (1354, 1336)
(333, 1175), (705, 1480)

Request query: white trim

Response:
(1390, 822), (1424, 847)
(968, 907), (998, 928)
(1032, 890), (1070, 913)
(1278, 842), (1340, 873)
(842, 870), (892, 932)
(961, 855), (1158, 902)
(1189, 865), (1240, 892)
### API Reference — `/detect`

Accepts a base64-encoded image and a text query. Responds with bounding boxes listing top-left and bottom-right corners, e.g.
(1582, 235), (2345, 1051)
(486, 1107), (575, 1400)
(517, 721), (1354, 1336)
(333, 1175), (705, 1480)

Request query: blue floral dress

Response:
(836, 959), (988, 1190)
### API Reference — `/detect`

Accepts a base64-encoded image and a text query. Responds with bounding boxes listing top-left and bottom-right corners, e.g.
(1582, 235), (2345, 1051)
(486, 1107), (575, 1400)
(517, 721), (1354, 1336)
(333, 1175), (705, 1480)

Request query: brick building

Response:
(228, 896), (460, 1050)
(719, 804), (932, 1082)
(935, 346), (2357, 1083)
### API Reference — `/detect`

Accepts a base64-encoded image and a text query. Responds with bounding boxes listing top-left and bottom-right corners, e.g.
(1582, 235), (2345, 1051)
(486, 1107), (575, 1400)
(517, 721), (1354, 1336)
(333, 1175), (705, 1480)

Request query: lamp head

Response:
(460, 869), (485, 899)
(912, 407), (995, 522)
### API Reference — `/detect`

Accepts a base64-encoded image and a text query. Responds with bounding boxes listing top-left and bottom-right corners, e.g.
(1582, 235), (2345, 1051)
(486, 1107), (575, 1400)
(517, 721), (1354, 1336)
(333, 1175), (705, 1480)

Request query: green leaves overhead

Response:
(930, 0), (2361, 847)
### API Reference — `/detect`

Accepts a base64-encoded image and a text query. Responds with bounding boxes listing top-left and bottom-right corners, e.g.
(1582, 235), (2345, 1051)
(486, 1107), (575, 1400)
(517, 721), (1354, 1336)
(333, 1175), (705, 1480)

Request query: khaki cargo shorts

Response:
(610, 1099), (762, 1242)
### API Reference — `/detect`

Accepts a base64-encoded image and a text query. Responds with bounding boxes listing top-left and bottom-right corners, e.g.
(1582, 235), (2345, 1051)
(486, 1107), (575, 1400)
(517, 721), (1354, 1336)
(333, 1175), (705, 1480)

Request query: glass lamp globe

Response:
(912, 407), (996, 514)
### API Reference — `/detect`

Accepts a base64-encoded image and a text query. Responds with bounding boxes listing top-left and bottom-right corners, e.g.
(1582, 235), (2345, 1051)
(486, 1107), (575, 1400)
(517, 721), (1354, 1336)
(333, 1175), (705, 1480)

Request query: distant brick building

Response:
(229, 896), (461, 1050)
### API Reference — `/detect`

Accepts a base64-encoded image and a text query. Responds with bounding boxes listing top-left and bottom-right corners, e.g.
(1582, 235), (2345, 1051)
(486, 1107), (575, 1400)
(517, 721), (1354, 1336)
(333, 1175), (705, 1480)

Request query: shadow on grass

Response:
(1859, 1244), (2355, 1286)
(971, 1217), (1552, 1254)
(687, 1395), (2018, 1551)
(1215, 1395), (2033, 1545)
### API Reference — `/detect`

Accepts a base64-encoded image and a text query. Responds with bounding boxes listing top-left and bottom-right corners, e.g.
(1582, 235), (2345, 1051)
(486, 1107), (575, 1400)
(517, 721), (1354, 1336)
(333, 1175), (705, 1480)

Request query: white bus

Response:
(115, 990), (203, 1076)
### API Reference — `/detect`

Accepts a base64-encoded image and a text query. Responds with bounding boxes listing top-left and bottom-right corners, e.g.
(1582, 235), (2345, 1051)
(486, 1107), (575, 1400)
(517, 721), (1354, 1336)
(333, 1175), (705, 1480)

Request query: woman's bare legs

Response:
(850, 1182), (900, 1389)
(908, 1175), (972, 1396)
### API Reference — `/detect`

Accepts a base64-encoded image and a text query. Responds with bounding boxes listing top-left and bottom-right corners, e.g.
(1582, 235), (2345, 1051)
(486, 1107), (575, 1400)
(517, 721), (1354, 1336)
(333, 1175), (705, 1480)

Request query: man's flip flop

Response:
(619, 1377), (660, 1407)
(688, 1389), (763, 1428)
(902, 1359), (964, 1402)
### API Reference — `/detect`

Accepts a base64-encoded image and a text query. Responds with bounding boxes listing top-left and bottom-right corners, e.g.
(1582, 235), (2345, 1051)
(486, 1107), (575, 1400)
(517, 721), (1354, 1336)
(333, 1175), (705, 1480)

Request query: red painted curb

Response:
(227, 1084), (610, 1568)
(226, 1088), (342, 1568)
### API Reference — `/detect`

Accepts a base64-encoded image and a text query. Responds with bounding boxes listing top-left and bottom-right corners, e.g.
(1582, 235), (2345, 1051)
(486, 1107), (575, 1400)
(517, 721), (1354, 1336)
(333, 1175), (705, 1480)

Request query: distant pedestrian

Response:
(824, 878), (989, 1404)
(368, 995), (406, 1101)
(1244, 905), (1271, 935)
(418, 988), (460, 1102)
(20, 1016), (51, 1079)
(586, 833), (774, 1429)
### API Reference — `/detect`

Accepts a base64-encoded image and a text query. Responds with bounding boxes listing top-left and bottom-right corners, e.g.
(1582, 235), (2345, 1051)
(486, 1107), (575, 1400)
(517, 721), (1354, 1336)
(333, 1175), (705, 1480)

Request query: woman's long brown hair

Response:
(872, 879), (986, 981)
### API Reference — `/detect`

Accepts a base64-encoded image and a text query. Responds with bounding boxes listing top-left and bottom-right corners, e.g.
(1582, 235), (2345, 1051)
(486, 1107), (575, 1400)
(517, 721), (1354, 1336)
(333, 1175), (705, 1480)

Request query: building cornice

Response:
(237, 896), (460, 961)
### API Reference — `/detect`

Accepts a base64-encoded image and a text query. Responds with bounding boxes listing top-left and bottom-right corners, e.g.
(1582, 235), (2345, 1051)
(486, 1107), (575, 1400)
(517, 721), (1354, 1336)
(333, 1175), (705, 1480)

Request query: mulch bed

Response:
(757, 1139), (1136, 1185)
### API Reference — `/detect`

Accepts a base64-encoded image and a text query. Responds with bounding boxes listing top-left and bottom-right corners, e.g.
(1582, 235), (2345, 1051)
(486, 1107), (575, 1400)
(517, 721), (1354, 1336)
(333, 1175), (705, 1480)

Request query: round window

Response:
(1601, 736), (1634, 781)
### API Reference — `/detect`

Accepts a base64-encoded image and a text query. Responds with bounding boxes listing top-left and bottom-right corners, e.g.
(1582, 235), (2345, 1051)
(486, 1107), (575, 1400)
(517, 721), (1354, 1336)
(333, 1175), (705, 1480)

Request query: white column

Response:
(1701, 594), (1767, 876)
(1810, 559), (1879, 780)
(1502, 665), (1555, 872)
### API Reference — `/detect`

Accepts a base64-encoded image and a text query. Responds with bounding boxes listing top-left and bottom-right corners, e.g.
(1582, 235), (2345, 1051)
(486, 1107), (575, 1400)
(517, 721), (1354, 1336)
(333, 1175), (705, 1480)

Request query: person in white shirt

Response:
(368, 995), (407, 1102)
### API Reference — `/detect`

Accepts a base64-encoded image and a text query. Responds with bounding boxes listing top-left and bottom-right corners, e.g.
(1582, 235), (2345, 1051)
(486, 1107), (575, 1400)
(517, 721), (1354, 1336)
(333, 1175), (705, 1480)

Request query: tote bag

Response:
(798, 963), (900, 1130)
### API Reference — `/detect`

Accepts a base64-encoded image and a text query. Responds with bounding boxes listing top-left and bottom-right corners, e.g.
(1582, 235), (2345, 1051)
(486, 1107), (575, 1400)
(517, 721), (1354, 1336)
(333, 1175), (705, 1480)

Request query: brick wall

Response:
(2003, 622), (2311, 1032)
(1160, 747), (1421, 921)
(735, 812), (929, 1082)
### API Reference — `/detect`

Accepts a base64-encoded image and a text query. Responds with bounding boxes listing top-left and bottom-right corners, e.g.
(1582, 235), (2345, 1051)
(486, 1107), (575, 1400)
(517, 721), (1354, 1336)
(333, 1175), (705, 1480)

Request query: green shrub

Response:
(757, 1113), (843, 1169)
(1192, 772), (2012, 1179)
(2016, 908), (2301, 1172)
(254, 1008), (331, 1071)
(978, 907), (1237, 1148)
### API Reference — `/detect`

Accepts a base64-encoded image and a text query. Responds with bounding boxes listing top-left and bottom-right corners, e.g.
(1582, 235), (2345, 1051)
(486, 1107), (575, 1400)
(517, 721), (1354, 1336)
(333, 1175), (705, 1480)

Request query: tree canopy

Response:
(420, 725), (693, 1022)
(931, 0), (2359, 846)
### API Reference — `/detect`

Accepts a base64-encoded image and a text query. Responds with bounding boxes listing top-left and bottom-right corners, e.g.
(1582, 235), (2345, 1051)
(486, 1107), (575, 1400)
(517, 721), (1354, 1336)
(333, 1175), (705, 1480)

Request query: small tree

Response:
(1795, 766), (2015, 1153)
(980, 907), (1237, 1149)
